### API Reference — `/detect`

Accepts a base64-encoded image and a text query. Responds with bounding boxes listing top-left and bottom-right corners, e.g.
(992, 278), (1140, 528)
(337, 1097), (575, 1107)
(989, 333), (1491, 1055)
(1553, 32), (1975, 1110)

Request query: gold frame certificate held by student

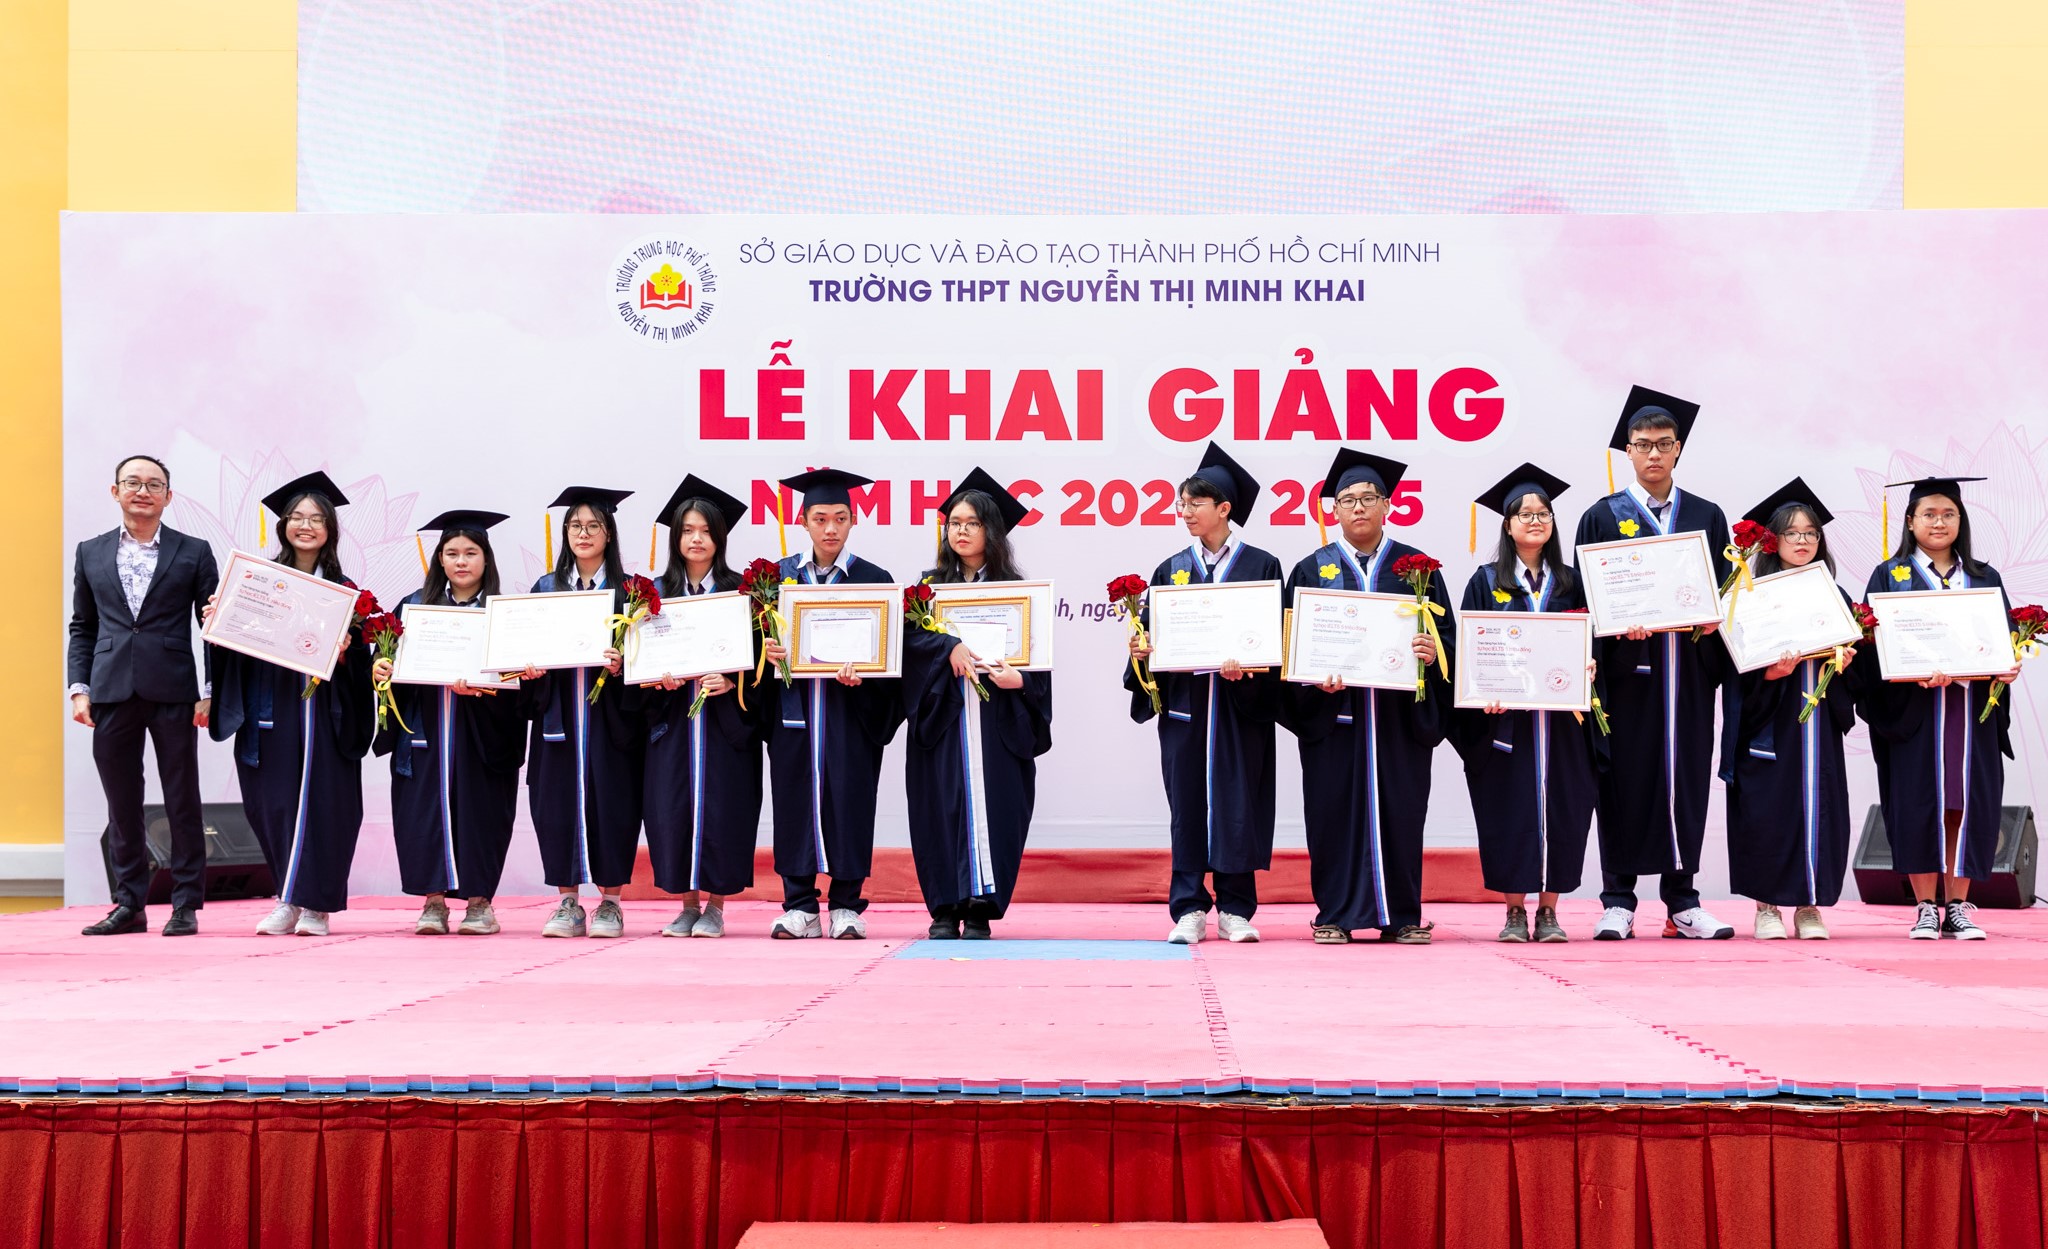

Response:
(1282, 588), (1417, 691)
(781, 583), (904, 677)
(480, 589), (614, 673)
(1869, 589), (2017, 681)
(1453, 611), (1593, 711)
(622, 591), (755, 685)
(1577, 531), (1721, 636)
(931, 579), (1056, 669)
(1148, 580), (1284, 673)
(201, 549), (362, 682)
(1719, 564), (1864, 674)
(390, 603), (516, 689)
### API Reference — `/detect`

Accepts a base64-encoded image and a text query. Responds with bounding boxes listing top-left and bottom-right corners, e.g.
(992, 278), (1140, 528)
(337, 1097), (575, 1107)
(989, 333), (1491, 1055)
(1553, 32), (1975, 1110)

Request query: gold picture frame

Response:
(788, 598), (896, 675)
(933, 594), (1032, 666)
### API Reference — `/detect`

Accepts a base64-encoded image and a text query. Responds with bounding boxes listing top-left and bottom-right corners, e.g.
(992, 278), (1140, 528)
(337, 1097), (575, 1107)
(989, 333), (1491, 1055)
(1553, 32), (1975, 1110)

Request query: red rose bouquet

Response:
(589, 574), (661, 704)
(1799, 601), (1877, 725)
(741, 557), (794, 692)
(1107, 574), (1160, 714)
(1982, 604), (2047, 723)
(1389, 553), (1448, 702)
(1707, 520), (1780, 637)
(362, 611), (410, 732)
(906, 580), (987, 701)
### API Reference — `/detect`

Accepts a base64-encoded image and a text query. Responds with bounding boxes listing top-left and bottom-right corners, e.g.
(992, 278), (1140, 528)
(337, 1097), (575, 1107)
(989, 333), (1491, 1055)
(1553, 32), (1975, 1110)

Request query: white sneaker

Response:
(588, 898), (625, 938)
(1591, 906), (1634, 940)
(541, 896), (587, 938)
(1753, 905), (1786, 940)
(1908, 900), (1941, 940)
(662, 906), (700, 938)
(457, 899), (499, 935)
(1944, 901), (1987, 941)
(770, 909), (821, 939)
(828, 908), (867, 940)
(293, 909), (330, 937)
(415, 898), (449, 936)
(1217, 913), (1261, 943)
(1664, 907), (1735, 940)
(1167, 911), (1207, 944)
(691, 906), (725, 938)
(255, 902), (301, 936)
(1792, 906), (1828, 940)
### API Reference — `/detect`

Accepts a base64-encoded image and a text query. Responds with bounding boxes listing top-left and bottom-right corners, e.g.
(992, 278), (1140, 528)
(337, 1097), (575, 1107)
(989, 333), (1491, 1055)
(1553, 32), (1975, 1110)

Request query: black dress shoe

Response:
(161, 906), (198, 937)
(82, 905), (146, 936)
(927, 918), (961, 939)
(962, 918), (993, 940)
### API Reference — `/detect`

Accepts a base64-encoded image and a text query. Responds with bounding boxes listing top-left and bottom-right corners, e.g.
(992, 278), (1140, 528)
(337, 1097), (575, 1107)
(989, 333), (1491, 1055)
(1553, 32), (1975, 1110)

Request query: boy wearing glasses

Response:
(1280, 448), (1454, 945)
(1573, 387), (1736, 941)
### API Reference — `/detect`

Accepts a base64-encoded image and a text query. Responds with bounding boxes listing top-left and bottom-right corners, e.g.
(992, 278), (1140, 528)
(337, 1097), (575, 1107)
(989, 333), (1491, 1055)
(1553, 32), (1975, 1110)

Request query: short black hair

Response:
(1178, 474), (1231, 515)
(1625, 410), (1678, 438)
(114, 454), (170, 487)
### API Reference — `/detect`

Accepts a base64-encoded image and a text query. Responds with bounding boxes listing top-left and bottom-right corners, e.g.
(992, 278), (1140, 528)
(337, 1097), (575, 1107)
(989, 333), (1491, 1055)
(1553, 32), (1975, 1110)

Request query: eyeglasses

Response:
(1780, 530), (1821, 545)
(1915, 510), (1961, 524)
(117, 478), (169, 495)
(284, 513), (327, 529)
(1511, 511), (1553, 526)
(1333, 494), (1384, 513)
(1627, 438), (1679, 454)
(566, 521), (607, 536)
(946, 520), (984, 533)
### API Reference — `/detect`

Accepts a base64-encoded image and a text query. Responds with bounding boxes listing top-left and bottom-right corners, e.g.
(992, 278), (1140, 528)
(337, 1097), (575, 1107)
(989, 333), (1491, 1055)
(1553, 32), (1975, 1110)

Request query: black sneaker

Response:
(927, 918), (961, 940)
(1943, 901), (1987, 941)
(1908, 900), (1941, 940)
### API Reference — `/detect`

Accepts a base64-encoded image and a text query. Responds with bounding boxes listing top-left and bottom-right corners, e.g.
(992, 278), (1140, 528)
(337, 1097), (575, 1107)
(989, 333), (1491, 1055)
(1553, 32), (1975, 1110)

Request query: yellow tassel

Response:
(776, 486), (789, 559)
(1605, 452), (1615, 496)
(258, 504), (266, 550)
(1468, 501), (1477, 555)
(415, 532), (429, 577)
(1314, 478), (1327, 548)
(544, 512), (554, 570)
(650, 523), (659, 573)
(935, 509), (945, 558)
(1881, 495), (1890, 560)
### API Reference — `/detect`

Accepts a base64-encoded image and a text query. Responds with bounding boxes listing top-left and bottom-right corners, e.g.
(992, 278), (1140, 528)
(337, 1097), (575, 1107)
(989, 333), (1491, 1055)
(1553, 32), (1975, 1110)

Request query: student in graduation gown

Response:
(759, 468), (904, 940)
(1860, 475), (2018, 940)
(1452, 465), (1597, 944)
(902, 469), (1054, 940)
(641, 476), (769, 939)
(369, 511), (526, 937)
(1281, 448), (1452, 945)
(518, 486), (645, 939)
(1125, 442), (1283, 945)
(207, 472), (375, 937)
(1572, 386), (1737, 941)
(1720, 480), (1863, 942)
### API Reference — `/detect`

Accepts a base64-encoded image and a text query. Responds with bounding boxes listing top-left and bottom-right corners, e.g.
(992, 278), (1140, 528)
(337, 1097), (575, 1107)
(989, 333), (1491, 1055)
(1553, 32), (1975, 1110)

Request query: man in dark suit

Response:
(67, 455), (219, 936)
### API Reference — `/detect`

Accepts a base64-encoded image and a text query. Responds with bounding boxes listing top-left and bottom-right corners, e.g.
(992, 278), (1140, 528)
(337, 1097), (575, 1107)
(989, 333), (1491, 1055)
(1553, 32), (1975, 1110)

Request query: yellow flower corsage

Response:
(1492, 588), (1513, 604)
(1319, 563), (1339, 581)
(1171, 569), (1191, 586)
(1890, 566), (1910, 583)
(1617, 519), (1640, 538)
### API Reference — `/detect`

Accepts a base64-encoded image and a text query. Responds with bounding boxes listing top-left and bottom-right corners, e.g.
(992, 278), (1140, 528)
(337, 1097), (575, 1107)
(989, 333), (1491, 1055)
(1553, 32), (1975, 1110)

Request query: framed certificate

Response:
(1282, 588), (1418, 690)
(480, 589), (613, 672)
(1454, 611), (1593, 711)
(781, 583), (903, 677)
(202, 549), (361, 681)
(622, 591), (755, 685)
(390, 603), (517, 689)
(1148, 580), (1284, 673)
(1577, 531), (1721, 636)
(932, 579), (1055, 670)
(1720, 564), (1863, 674)
(1869, 589), (2015, 681)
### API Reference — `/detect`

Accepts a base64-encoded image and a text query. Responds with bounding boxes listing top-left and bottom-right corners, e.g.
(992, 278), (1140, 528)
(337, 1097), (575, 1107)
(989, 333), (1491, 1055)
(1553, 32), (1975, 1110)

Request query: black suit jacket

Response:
(67, 526), (219, 705)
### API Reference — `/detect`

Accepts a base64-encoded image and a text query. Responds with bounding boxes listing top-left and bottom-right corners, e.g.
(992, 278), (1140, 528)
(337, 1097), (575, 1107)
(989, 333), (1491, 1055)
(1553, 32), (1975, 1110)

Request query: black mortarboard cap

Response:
(1742, 477), (1835, 529)
(940, 467), (1028, 532)
(418, 509), (508, 534)
(1886, 475), (1985, 508)
(780, 467), (874, 511)
(547, 485), (633, 512)
(1190, 442), (1261, 523)
(1475, 463), (1570, 516)
(1608, 385), (1701, 452)
(1318, 448), (1407, 502)
(658, 475), (746, 532)
(261, 471), (349, 517)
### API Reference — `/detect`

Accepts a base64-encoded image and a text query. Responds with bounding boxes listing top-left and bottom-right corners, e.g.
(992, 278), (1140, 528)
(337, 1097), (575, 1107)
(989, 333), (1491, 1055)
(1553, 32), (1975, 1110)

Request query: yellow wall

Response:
(0, 0), (2040, 907)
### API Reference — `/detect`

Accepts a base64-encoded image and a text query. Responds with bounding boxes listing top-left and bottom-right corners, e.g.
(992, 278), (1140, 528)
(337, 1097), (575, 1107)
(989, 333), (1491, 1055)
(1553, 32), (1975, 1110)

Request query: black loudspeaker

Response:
(1853, 805), (2039, 908)
(99, 803), (275, 905)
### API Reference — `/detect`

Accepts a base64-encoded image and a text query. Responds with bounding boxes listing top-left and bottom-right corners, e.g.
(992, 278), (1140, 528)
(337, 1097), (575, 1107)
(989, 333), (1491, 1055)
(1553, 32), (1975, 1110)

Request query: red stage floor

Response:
(4, 899), (2046, 1102)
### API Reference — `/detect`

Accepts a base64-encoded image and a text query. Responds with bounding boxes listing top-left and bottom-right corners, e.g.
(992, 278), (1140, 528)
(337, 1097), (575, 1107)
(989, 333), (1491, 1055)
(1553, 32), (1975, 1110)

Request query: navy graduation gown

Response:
(372, 591), (526, 899)
(1573, 488), (1733, 876)
(1126, 541), (1284, 878)
(643, 573), (769, 897)
(902, 572), (1053, 918)
(1450, 565), (1598, 896)
(1281, 539), (1453, 930)
(766, 553), (904, 882)
(208, 579), (375, 914)
(1724, 589), (1861, 906)
(522, 574), (646, 888)
(1859, 556), (2013, 879)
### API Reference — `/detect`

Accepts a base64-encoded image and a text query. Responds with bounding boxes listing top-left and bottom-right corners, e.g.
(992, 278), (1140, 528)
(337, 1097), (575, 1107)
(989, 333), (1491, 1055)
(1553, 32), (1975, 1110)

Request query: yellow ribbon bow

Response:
(1395, 598), (1451, 691)
(372, 675), (413, 735)
(1720, 545), (1756, 625)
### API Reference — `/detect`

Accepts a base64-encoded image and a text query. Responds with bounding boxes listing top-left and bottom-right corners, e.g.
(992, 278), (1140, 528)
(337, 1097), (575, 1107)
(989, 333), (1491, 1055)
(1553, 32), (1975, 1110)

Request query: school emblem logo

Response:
(611, 236), (719, 344)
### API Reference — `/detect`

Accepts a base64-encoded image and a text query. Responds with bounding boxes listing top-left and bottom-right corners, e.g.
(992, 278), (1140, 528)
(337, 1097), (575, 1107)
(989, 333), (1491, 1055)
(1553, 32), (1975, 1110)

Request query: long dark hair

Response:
(1488, 487), (1573, 598)
(1894, 492), (1987, 577)
(272, 491), (346, 582)
(930, 490), (1024, 583)
(550, 503), (626, 588)
(1752, 504), (1835, 578)
(659, 499), (738, 596)
(421, 527), (502, 604)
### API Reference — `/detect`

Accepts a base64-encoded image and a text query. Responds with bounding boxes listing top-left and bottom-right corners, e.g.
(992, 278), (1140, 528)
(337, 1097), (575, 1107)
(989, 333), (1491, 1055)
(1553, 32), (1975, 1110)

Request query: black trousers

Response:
(93, 698), (206, 910)
(781, 873), (867, 915)
(1599, 871), (1702, 915)
(1169, 869), (1257, 920)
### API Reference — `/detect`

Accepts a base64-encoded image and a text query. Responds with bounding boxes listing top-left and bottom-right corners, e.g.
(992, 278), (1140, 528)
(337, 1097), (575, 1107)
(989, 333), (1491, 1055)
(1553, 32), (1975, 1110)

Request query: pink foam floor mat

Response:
(3, 899), (2043, 1102)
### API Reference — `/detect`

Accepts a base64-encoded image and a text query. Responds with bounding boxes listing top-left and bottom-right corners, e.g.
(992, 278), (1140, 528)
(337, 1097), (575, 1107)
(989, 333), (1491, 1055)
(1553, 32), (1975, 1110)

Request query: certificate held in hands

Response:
(1148, 580), (1283, 673)
(1578, 531), (1721, 636)
(1454, 611), (1592, 711)
(1869, 589), (2016, 681)
(1719, 564), (1863, 673)
(481, 589), (613, 672)
(202, 549), (362, 681)
(622, 591), (755, 685)
(390, 603), (516, 689)
(1281, 588), (1415, 690)
(780, 582), (904, 677)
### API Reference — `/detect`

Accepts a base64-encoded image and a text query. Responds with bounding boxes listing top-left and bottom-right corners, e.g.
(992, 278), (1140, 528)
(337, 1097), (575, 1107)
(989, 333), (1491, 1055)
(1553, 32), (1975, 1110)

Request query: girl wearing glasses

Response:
(901, 470), (1051, 940)
(205, 472), (375, 937)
